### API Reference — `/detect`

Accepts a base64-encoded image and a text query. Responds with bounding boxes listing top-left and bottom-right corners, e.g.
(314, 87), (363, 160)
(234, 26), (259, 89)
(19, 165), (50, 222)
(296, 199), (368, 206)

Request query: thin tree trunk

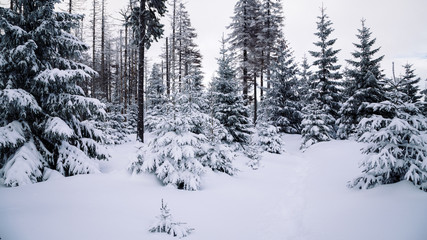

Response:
(124, 22), (128, 118)
(120, 30), (123, 106)
(254, 74), (257, 124)
(260, 51), (264, 98)
(69, 0), (72, 14)
(171, 0), (176, 93)
(92, 0), (96, 98)
(243, 49), (248, 102)
(101, 0), (106, 100)
(166, 37), (170, 97)
(137, 0), (146, 142)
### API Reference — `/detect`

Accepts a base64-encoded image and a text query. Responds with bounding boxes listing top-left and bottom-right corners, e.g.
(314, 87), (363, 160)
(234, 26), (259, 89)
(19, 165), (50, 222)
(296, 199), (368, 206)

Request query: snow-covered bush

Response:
(349, 78), (427, 191)
(300, 100), (334, 151)
(149, 199), (194, 238)
(254, 122), (284, 154)
(98, 103), (132, 145)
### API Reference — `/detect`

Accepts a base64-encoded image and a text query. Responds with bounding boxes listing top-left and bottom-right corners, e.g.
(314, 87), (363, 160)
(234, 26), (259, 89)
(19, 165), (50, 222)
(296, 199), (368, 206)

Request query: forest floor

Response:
(1, 134), (427, 240)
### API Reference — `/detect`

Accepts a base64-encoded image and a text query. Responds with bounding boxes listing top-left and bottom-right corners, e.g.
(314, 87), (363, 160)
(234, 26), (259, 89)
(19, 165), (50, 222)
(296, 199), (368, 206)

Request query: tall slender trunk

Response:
(243, 49), (248, 102)
(69, 0), (72, 14)
(166, 37), (170, 97)
(171, 0), (176, 93)
(137, 0), (146, 142)
(101, 0), (106, 100)
(260, 51), (264, 98)
(253, 74), (257, 124)
(91, 0), (96, 98)
(124, 23), (128, 118)
(120, 30), (123, 106)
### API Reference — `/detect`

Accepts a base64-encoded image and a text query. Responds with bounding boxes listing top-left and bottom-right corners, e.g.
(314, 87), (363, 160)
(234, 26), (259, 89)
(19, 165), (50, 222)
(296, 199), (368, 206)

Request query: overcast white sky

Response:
(1, 0), (426, 88)
(131, 0), (427, 87)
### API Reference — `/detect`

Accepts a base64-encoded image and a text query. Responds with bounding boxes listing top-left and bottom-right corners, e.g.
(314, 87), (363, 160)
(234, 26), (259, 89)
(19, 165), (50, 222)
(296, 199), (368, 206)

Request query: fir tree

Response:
(401, 63), (421, 103)
(130, 72), (236, 190)
(0, 0), (108, 186)
(308, 6), (342, 121)
(210, 36), (252, 146)
(258, 0), (284, 94)
(349, 77), (427, 191)
(337, 19), (385, 139)
(261, 36), (301, 134)
(300, 99), (335, 151)
(149, 199), (194, 238)
(228, 0), (261, 101)
(298, 55), (313, 104)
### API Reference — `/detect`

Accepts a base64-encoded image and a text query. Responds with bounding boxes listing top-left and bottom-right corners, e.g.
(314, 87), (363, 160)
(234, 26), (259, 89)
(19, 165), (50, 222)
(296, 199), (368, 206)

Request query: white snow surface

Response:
(0, 134), (426, 240)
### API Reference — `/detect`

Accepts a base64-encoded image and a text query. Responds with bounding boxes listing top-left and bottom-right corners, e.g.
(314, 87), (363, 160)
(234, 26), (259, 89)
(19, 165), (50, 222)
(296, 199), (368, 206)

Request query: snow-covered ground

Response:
(1, 134), (426, 240)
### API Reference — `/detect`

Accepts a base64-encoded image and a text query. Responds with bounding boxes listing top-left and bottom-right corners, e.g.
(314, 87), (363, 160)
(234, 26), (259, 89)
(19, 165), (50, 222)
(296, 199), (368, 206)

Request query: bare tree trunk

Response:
(254, 74), (257, 124)
(243, 49), (248, 102)
(260, 51), (264, 98)
(91, 0), (96, 98)
(124, 22), (128, 118)
(69, 0), (72, 14)
(171, 0), (176, 94)
(120, 30), (123, 106)
(166, 37), (170, 97)
(137, 0), (146, 142)
(101, 0), (106, 100)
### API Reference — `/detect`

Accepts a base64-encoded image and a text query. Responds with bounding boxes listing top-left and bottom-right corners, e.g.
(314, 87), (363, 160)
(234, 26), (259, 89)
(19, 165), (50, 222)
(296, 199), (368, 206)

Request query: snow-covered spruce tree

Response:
(261, 35), (301, 134)
(149, 199), (194, 238)
(210, 36), (252, 146)
(308, 6), (342, 123)
(300, 99), (335, 151)
(400, 63), (421, 103)
(300, 6), (341, 150)
(349, 77), (427, 191)
(228, 0), (261, 101)
(129, 60), (236, 189)
(298, 55), (313, 104)
(254, 121), (283, 154)
(145, 63), (166, 132)
(337, 19), (385, 139)
(129, 91), (206, 190)
(258, 0), (284, 93)
(0, 0), (108, 187)
(98, 102), (132, 145)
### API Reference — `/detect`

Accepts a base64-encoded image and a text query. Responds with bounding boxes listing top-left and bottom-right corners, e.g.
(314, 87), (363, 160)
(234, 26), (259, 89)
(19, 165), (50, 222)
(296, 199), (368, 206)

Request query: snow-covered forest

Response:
(1, 0), (427, 239)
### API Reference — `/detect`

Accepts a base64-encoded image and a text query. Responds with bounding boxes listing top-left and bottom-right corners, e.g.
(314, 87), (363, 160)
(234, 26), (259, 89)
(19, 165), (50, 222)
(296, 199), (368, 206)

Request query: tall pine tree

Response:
(301, 5), (341, 149)
(337, 19), (385, 139)
(261, 36), (301, 133)
(308, 6), (342, 121)
(210, 36), (252, 146)
(0, 0), (108, 186)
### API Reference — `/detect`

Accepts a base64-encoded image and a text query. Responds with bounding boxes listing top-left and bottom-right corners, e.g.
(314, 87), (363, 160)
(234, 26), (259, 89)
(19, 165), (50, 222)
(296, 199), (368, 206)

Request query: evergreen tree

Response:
(175, 2), (202, 92)
(300, 99), (335, 151)
(349, 77), (427, 191)
(401, 63), (421, 103)
(149, 199), (194, 238)
(298, 55), (313, 104)
(261, 36), (301, 133)
(228, 0), (261, 102)
(337, 19), (385, 139)
(0, 0), (108, 186)
(130, 70), (236, 190)
(128, 0), (167, 142)
(308, 6), (342, 121)
(210, 36), (252, 146)
(258, 0), (284, 93)
(147, 63), (165, 108)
